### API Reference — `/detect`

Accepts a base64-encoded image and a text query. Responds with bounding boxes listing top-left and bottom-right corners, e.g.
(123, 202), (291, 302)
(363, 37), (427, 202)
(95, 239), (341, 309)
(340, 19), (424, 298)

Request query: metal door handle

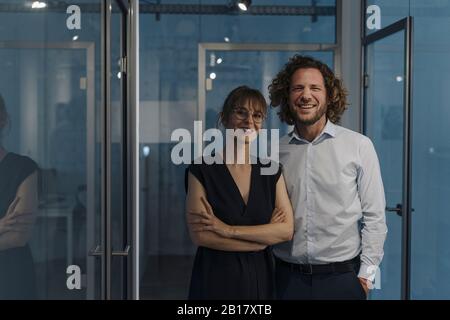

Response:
(88, 245), (130, 256)
(112, 245), (130, 256)
(386, 204), (414, 217)
(386, 204), (403, 217)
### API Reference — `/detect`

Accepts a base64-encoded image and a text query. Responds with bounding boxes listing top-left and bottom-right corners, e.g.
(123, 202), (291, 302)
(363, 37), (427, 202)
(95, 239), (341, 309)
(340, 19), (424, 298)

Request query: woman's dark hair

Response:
(0, 94), (9, 134)
(268, 55), (348, 124)
(218, 85), (267, 127)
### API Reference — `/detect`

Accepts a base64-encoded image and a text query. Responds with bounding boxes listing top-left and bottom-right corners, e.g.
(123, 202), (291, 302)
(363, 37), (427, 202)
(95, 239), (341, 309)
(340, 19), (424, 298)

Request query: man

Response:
(269, 55), (387, 300)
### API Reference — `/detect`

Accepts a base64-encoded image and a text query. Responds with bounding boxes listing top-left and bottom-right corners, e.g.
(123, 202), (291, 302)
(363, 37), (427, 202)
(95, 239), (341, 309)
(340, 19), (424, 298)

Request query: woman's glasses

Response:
(232, 107), (266, 124)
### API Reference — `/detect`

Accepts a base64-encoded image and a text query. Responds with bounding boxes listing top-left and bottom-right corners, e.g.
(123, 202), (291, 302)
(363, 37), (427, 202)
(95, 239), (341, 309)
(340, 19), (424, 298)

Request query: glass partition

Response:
(138, 0), (337, 299)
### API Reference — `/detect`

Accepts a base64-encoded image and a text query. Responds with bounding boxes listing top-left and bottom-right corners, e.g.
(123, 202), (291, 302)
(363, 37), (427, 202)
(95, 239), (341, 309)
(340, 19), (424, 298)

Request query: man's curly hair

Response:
(269, 55), (348, 125)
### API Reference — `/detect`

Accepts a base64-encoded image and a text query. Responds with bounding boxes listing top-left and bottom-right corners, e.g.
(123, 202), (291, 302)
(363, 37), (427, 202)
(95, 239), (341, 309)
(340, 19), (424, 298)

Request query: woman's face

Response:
(224, 100), (265, 144)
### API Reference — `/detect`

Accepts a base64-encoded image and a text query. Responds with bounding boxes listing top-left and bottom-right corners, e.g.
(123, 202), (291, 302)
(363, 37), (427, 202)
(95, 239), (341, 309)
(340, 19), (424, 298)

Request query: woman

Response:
(0, 94), (38, 299)
(185, 86), (294, 299)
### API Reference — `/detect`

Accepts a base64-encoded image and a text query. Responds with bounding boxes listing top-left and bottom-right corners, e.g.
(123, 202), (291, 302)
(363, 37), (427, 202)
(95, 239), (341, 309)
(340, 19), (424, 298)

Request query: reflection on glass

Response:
(0, 0), (102, 299)
(0, 93), (38, 299)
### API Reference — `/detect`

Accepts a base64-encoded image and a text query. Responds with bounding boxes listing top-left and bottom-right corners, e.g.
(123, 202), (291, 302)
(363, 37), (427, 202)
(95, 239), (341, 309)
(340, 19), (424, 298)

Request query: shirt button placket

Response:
(305, 143), (313, 262)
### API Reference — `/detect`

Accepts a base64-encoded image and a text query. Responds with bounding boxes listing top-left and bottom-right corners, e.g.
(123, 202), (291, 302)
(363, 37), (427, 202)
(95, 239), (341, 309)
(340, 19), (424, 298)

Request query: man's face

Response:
(288, 68), (328, 126)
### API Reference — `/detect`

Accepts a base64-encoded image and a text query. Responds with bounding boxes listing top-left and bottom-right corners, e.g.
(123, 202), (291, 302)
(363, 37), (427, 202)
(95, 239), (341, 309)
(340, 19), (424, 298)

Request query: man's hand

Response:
(358, 277), (370, 296)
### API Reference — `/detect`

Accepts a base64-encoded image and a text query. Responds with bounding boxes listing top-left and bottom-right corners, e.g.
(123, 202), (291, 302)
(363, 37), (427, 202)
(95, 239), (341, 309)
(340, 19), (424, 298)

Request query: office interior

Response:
(0, 0), (449, 300)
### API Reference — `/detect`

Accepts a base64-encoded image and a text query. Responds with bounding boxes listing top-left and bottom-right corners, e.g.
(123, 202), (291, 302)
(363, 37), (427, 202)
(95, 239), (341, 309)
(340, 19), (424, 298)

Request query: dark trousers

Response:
(275, 258), (367, 300)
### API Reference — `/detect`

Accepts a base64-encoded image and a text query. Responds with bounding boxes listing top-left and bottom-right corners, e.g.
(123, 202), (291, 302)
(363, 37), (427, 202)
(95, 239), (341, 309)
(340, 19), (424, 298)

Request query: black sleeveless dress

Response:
(0, 152), (38, 299)
(185, 159), (281, 300)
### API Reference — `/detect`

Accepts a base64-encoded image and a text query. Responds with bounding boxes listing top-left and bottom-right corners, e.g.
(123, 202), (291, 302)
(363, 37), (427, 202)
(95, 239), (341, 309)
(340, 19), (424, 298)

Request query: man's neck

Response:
(295, 117), (327, 142)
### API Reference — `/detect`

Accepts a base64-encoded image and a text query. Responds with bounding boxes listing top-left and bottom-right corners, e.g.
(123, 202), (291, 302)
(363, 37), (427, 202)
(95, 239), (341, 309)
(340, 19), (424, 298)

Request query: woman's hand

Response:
(270, 207), (286, 224)
(0, 197), (22, 235)
(187, 197), (235, 238)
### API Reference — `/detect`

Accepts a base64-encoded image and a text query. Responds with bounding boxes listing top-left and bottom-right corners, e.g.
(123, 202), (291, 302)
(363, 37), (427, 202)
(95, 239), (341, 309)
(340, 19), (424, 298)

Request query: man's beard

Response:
(292, 105), (327, 126)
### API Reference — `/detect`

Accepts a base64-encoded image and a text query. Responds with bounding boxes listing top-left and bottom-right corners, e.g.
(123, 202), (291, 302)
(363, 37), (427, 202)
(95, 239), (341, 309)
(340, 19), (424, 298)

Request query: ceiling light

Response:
(237, 0), (251, 11)
(209, 72), (217, 80)
(143, 146), (150, 157)
(72, 35), (79, 41)
(31, 1), (47, 9)
(216, 58), (223, 64)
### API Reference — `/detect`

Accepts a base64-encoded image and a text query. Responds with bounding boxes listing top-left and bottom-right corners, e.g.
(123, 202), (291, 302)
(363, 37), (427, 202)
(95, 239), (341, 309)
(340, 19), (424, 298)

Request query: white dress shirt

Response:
(273, 120), (387, 280)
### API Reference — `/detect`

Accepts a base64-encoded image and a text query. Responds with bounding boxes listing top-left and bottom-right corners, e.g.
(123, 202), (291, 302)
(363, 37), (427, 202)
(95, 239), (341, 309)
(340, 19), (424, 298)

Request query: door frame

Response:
(101, 0), (139, 300)
(128, 0), (140, 301)
(361, 16), (413, 300)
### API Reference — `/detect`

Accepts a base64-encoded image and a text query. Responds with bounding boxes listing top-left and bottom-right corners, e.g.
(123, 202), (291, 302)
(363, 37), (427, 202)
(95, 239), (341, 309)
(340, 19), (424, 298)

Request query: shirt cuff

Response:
(358, 263), (378, 282)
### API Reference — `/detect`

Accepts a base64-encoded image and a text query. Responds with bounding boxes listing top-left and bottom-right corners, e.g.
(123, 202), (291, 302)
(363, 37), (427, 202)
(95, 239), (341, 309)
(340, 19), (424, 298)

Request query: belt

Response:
(276, 256), (360, 275)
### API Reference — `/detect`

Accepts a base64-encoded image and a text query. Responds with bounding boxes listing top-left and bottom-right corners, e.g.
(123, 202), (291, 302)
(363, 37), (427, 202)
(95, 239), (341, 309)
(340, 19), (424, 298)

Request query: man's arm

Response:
(357, 138), (388, 283)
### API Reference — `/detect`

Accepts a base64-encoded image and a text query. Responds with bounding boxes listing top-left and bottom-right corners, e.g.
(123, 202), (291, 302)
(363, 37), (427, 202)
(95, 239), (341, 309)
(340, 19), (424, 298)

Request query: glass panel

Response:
(204, 50), (334, 135)
(364, 30), (405, 300)
(138, 48), (333, 299)
(410, 0), (450, 299)
(0, 1), (102, 299)
(200, 14), (335, 44)
(138, 0), (337, 300)
(139, 1), (336, 45)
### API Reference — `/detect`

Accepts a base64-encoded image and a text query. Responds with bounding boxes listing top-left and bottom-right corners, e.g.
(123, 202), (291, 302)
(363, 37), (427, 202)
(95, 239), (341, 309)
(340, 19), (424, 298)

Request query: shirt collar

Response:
(288, 119), (337, 144)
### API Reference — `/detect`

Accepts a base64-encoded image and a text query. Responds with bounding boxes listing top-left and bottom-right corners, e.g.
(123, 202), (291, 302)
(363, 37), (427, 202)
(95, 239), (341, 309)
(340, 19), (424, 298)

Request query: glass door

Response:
(363, 17), (413, 300)
(0, 1), (103, 299)
(0, 0), (137, 300)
